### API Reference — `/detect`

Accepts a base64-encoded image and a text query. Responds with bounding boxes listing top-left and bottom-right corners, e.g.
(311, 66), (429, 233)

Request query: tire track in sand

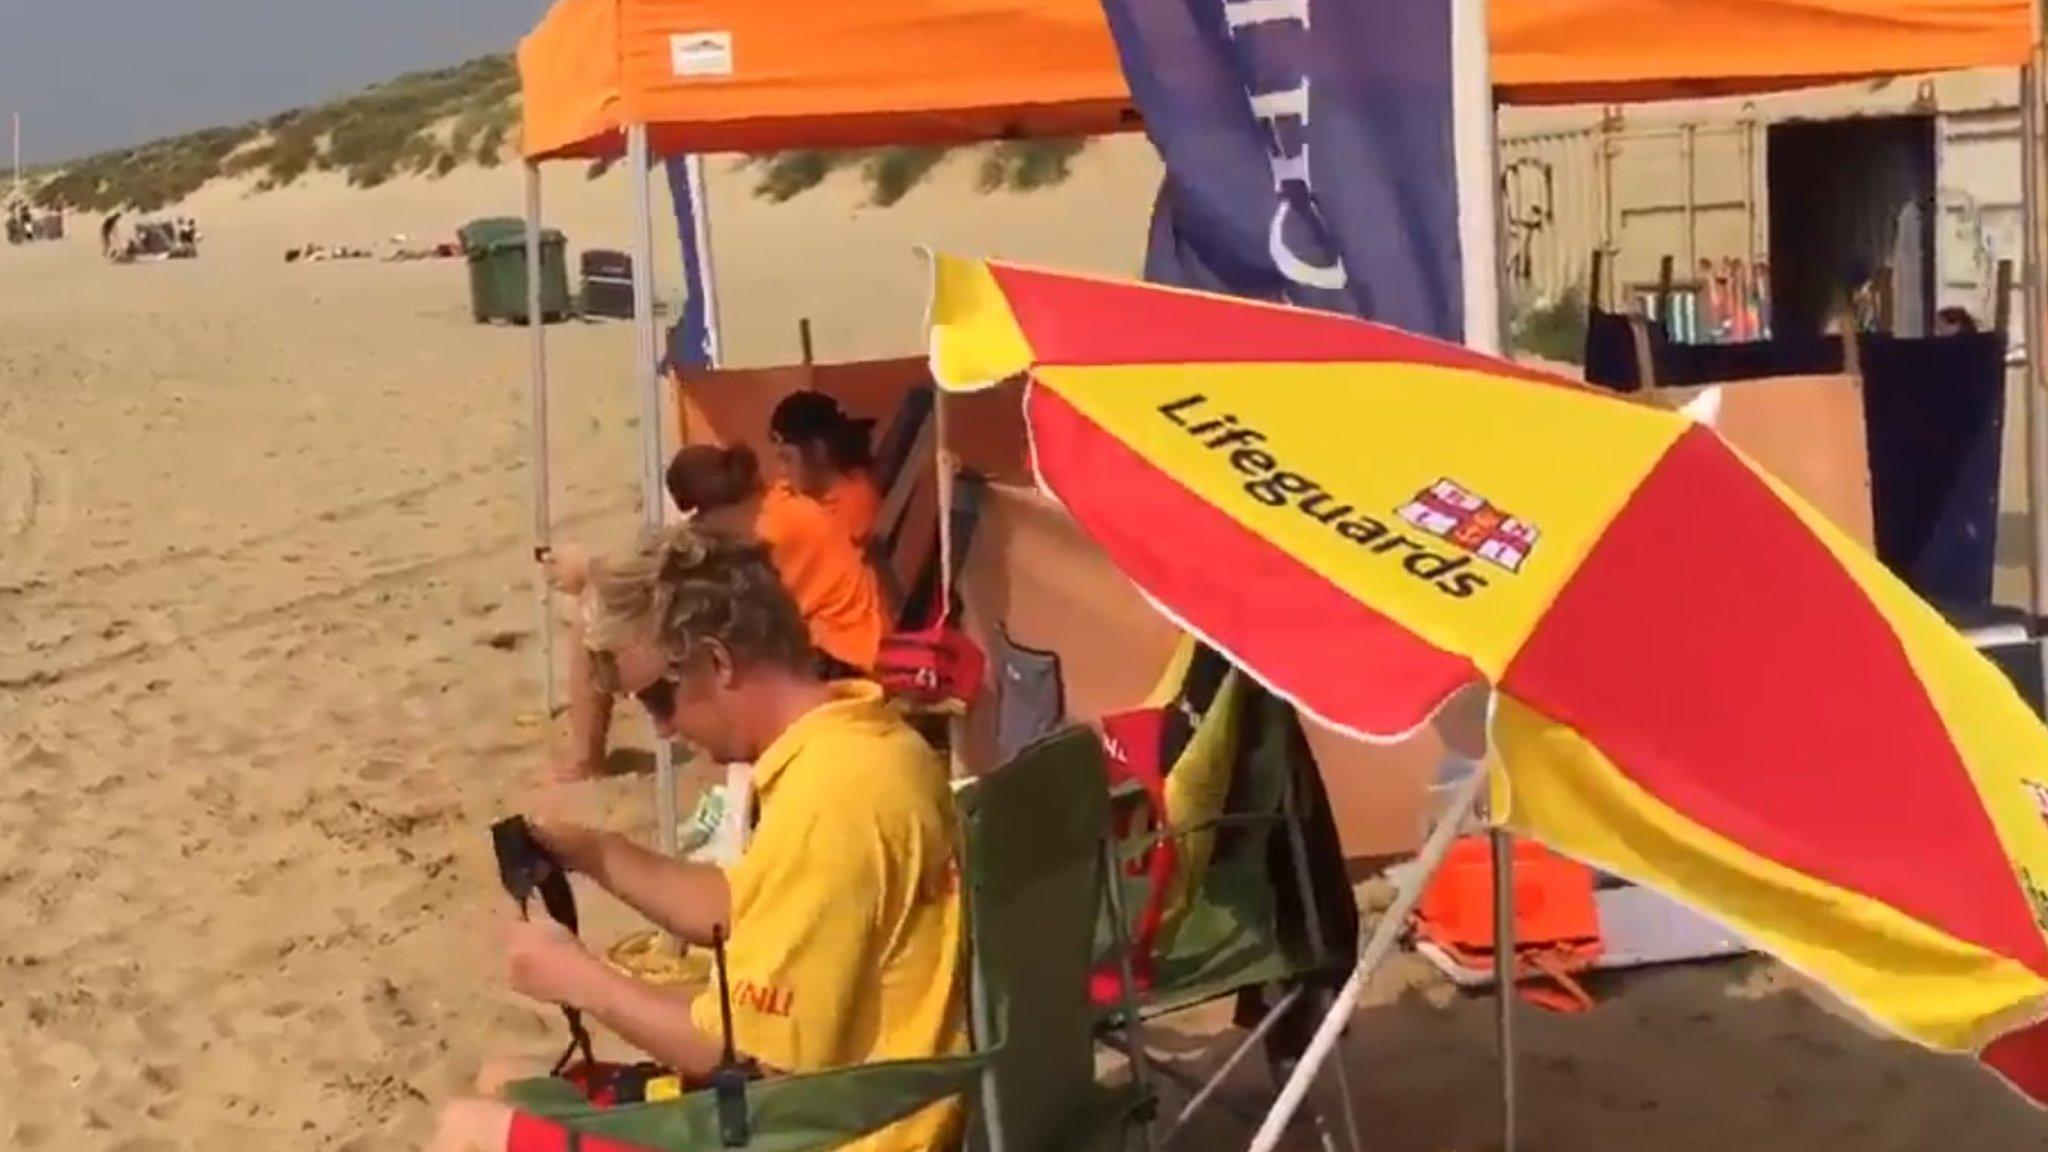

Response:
(0, 496), (628, 694)
(0, 435), (68, 586)
(0, 458), (520, 599)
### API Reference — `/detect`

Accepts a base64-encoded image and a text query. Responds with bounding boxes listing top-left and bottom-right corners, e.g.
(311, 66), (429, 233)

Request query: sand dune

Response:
(2, 148), (2043, 1151)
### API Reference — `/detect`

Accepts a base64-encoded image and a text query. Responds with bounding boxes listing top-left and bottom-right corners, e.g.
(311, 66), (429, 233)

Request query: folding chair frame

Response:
(1248, 767), (1494, 1152)
(1099, 841), (1159, 1152)
(1108, 753), (1365, 1152)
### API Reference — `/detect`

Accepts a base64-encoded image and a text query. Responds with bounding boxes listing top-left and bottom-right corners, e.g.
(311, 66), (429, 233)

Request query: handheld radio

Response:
(709, 926), (755, 1148)
(489, 816), (598, 1075)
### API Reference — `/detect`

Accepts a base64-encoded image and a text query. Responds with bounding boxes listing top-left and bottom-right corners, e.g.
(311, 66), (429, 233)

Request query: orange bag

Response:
(1413, 835), (1605, 1012)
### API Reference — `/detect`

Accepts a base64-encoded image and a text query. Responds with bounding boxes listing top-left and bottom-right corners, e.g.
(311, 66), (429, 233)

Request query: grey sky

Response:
(1, 0), (551, 165)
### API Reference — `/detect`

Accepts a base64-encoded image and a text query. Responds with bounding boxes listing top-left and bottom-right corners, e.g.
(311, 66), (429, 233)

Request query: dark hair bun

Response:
(768, 390), (846, 444)
(769, 390), (875, 473)
(666, 444), (763, 512)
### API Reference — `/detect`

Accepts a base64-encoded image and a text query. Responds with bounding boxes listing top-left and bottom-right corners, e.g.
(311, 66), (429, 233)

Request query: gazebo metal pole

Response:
(523, 161), (558, 719)
(626, 124), (680, 857)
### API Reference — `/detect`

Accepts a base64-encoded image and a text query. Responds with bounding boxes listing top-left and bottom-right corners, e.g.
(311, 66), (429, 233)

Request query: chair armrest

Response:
(1110, 812), (1284, 862)
(505, 1054), (987, 1152)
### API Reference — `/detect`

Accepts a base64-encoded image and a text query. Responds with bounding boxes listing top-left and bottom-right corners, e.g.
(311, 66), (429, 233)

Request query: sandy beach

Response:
(3, 145), (2046, 1150)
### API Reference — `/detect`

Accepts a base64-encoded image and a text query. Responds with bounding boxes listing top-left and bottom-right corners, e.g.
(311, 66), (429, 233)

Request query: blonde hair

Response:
(583, 523), (812, 690)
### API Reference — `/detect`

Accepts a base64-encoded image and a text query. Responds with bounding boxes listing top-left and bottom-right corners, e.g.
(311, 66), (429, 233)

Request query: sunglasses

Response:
(632, 676), (680, 723)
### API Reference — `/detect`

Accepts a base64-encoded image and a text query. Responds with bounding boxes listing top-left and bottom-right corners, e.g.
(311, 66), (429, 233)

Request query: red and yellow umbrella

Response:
(927, 255), (2048, 1099)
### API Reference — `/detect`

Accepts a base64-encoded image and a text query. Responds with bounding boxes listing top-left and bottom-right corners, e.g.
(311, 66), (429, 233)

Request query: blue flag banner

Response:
(662, 155), (715, 371)
(1099, 0), (1464, 340)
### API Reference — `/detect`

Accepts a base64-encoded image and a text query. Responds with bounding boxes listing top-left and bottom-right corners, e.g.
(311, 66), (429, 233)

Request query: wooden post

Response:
(1832, 298), (1863, 379)
(1997, 258), (2016, 336)
(1656, 255), (1676, 329)
(798, 317), (815, 366)
(1681, 123), (1698, 270)
(1626, 314), (1659, 392)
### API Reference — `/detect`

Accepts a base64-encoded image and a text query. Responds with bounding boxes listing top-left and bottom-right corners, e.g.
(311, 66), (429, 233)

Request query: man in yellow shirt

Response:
(425, 524), (965, 1152)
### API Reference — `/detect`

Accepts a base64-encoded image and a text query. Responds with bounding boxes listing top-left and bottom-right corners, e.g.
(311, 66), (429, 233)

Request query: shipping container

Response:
(1495, 69), (2027, 347)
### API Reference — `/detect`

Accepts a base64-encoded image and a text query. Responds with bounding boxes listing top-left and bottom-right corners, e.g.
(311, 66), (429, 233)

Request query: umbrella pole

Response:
(1452, 0), (1516, 1139)
(627, 124), (680, 859)
(934, 391), (970, 778)
(2024, 51), (2048, 627)
(1247, 767), (1490, 1152)
(1491, 827), (1518, 1149)
(524, 162), (557, 720)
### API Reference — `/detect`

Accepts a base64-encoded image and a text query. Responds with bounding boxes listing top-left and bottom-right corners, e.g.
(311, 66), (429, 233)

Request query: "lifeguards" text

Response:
(1161, 393), (1489, 598)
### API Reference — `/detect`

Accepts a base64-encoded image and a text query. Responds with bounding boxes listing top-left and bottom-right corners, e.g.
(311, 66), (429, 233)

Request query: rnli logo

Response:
(1102, 731), (1130, 765)
(733, 979), (794, 1018)
(1396, 480), (1540, 575)
(917, 858), (961, 904)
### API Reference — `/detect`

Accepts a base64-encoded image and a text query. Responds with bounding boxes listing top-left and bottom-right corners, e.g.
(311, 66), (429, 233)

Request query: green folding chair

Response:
(961, 726), (1151, 1152)
(503, 724), (1146, 1152)
(1095, 662), (1364, 1151)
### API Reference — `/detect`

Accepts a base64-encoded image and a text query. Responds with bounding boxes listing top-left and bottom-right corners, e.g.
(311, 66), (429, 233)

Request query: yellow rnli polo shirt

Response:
(690, 680), (967, 1152)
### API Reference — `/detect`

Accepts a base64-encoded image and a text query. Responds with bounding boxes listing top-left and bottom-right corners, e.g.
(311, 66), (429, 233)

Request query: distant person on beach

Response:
(424, 523), (964, 1152)
(768, 390), (882, 548)
(99, 212), (121, 257)
(544, 444), (885, 780)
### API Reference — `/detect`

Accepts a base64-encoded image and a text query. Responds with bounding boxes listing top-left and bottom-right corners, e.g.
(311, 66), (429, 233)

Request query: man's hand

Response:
(527, 814), (610, 877)
(504, 917), (604, 1009)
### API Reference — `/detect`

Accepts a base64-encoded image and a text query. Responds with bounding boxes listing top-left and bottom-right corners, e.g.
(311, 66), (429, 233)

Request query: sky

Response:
(1, 0), (552, 166)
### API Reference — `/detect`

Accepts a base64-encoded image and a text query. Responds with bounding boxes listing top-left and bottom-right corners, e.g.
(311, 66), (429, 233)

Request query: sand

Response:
(2, 145), (2044, 1151)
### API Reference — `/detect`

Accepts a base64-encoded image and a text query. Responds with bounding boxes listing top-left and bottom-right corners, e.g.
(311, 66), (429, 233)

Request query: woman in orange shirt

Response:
(768, 391), (883, 548)
(548, 445), (885, 780)
(665, 445), (885, 672)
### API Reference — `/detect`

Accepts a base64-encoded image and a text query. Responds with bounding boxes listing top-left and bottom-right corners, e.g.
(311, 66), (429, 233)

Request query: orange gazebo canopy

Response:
(518, 0), (2032, 160)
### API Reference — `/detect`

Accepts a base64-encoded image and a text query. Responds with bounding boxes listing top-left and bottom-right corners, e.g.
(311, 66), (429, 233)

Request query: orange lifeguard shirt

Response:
(690, 681), (967, 1152)
(757, 484), (886, 670)
(821, 469), (882, 547)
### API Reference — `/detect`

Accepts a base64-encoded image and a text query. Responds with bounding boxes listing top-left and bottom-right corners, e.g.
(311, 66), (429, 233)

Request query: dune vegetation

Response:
(34, 57), (521, 213)
(29, 55), (1093, 216)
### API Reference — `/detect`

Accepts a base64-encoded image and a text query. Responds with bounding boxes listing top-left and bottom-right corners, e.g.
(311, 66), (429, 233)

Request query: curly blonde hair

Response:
(582, 522), (812, 690)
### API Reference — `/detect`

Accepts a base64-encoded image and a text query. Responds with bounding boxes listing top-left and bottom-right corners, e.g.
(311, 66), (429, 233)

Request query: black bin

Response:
(580, 249), (636, 320)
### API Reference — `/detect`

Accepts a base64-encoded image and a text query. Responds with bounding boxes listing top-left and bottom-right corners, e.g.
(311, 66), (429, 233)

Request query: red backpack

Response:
(874, 469), (988, 710)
